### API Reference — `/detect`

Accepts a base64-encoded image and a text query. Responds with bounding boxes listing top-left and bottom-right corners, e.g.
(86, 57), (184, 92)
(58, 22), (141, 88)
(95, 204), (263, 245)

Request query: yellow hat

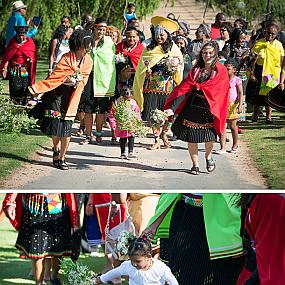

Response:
(151, 16), (179, 34)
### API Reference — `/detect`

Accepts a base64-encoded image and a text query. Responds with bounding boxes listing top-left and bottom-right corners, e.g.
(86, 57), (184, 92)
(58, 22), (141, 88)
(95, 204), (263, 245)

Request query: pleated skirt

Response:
(168, 200), (244, 285)
(171, 92), (216, 143)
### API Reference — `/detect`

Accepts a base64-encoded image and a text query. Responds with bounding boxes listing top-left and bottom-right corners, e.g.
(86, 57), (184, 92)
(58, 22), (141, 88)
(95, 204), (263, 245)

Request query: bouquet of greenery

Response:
(116, 230), (135, 261)
(66, 71), (84, 88)
(149, 109), (168, 127)
(115, 53), (127, 64)
(113, 98), (148, 137)
(60, 259), (97, 285)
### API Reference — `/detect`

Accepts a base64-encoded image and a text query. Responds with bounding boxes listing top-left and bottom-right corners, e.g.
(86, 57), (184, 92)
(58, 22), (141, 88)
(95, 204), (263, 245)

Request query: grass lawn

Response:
(240, 110), (285, 189)
(0, 59), (50, 184)
(0, 194), (128, 285)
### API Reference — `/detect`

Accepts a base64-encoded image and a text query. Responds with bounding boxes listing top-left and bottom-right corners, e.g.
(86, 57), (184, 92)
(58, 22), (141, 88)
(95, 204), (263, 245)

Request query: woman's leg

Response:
(228, 119), (238, 150)
(95, 113), (105, 142)
(160, 123), (172, 148)
(76, 112), (85, 136)
(59, 137), (71, 161)
(43, 258), (51, 282)
(51, 136), (60, 151)
(84, 113), (94, 137)
(147, 125), (161, 150)
(252, 105), (259, 122)
(51, 136), (60, 167)
(218, 123), (227, 152)
(265, 105), (272, 122)
(188, 143), (199, 167)
(50, 257), (60, 281)
(205, 141), (214, 160)
(33, 258), (44, 285)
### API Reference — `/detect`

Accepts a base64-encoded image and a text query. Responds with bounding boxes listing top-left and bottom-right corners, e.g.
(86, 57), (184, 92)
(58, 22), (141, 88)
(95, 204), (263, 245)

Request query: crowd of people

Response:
(1, 1), (285, 173)
(1, 192), (284, 285)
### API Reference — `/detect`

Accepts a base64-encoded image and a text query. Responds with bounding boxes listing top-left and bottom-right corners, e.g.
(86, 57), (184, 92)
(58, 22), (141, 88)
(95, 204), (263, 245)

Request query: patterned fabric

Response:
(181, 194), (203, 207)
(44, 109), (65, 119)
(16, 194), (72, 259)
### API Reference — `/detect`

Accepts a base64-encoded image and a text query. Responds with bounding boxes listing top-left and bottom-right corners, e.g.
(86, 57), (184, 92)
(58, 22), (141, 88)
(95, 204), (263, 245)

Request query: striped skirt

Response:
(168, 200), (244, 284)
(171, 91), (216, 143)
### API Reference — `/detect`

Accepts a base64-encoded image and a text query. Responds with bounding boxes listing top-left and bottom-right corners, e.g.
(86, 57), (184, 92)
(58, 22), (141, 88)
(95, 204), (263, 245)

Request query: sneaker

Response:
(128, 152), (137, 158)
(120, 154), (128, 159)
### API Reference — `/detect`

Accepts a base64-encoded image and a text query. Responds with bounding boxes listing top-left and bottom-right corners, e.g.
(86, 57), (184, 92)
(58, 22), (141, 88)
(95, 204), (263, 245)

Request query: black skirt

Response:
(141, 92), (168, 122)
(246, 64), (267, 106)
(9, 75), (29, 105)
(15, 194), (72, 259)
(171, 91), (216, 143)
(40, 84), (74, 137)
(168, 200), (244, 285)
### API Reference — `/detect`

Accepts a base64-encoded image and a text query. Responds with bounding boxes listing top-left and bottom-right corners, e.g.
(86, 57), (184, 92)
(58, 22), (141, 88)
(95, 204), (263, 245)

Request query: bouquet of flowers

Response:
(113, 99), (148, 137)
(161, 56), (182, 75)
(60, 259), (97, 285)
(115, 53), (127, 64)
(116, 230), (135, 260)
(149, 109), (168, 127)
(66, 71), (84, 88)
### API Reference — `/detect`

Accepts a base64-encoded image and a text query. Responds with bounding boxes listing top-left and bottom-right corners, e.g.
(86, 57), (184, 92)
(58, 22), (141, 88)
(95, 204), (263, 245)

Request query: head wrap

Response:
(197, 24), (211, 38)
(174, 35), (188, 47)
(13, 26), (29, 34)
(178, 21), (191, 35)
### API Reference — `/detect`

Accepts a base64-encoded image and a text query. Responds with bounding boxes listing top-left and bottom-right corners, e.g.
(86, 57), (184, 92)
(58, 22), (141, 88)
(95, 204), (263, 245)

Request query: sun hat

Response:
(151, 16), (179, 34)
(13, 1), (27, 11)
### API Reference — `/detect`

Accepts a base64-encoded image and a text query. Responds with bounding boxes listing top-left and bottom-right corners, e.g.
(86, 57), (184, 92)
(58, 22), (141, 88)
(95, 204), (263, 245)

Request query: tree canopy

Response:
(0, 0), (162, 53)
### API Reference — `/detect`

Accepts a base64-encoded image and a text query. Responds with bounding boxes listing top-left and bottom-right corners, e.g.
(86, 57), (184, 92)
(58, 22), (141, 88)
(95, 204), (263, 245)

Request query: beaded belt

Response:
(181, 194), (203, 207)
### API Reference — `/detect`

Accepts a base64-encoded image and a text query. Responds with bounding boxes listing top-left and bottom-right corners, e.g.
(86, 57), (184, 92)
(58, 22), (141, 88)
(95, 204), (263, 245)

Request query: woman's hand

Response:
(1, 70), (7, 79)
(238, 104), (243, 114)
(141, 222), (159, 240)
(278, 82), (284, 90)
(250, 74), (257, 82)
(85, 203), (94, 216)
(95, 276), (102, 284)
(4, 205), (16, 220)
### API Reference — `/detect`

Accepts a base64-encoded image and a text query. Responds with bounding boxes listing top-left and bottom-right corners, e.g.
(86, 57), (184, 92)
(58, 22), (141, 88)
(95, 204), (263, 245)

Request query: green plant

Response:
(0, 97), (37, 134)
(113, 98), (148, 137)
(60, 259), (97, 285)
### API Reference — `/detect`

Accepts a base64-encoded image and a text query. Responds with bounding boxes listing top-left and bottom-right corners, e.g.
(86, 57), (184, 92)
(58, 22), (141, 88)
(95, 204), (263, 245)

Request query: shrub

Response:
(0, 96), (37, 134)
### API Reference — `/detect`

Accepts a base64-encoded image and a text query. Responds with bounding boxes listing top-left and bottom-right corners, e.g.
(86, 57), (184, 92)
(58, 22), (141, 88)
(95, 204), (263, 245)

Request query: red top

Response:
(0, 37), (37, 84)
(92, 194), (126, 240)
(246, 194), (285, 285)
(116, 40), (144, 70)
(164, 62), (230, 135)
(210, 24), (221, 40)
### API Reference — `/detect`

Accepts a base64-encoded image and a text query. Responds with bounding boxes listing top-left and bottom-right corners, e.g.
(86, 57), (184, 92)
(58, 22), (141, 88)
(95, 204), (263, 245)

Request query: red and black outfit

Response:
(0, 37), (37, 105)
(245, 194), (285, 285)
(164, 62), (229, 143)
(1, 193), (78, 259)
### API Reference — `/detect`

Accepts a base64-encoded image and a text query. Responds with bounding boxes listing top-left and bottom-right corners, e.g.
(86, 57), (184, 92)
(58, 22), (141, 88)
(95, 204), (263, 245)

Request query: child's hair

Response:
(127, 3), (136, 9)
(128, 237), (152, 257)
(224, 57), (238, 69)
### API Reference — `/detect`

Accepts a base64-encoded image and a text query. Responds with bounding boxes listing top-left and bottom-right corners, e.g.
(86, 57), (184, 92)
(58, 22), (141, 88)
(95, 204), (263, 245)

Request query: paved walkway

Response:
(3, 124), (267, 190)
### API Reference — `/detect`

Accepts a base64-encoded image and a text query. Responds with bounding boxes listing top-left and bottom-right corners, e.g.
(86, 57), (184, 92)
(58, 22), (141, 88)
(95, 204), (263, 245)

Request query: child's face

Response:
(130, 254), (151, 270)
(128, 6), (136, 13)
(225, 64), (236, 76)
(175, 38), (186, 50)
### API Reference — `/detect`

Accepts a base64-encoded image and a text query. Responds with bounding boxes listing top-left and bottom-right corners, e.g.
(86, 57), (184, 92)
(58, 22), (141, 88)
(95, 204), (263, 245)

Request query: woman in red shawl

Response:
(116, 26), (144, 73)
(1, 193), (79, 285)
(164, 41), (229, 175)
(237, 194), (285, 285)
(0, 26), (37, 105)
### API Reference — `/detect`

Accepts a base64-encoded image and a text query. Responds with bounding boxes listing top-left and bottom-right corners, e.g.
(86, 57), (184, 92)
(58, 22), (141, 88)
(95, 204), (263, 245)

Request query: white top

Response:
(99, 258), (179, 285)
(55, 40), (70, 64)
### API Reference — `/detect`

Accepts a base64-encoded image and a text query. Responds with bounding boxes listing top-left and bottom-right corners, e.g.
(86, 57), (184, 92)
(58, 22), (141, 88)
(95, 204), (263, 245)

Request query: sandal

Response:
(95, 132), (103, 143)
(147, 140), (160, 150)
(206, 157), (216, 172)
(52, 147), (60, 168)
(58, 160), (69, 170)
(190, 166), (199, 175)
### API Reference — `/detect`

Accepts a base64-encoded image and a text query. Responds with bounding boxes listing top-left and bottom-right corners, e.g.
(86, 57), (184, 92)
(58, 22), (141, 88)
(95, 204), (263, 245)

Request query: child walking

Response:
(216, 58), (243, 154)
(95, 237), (179, 285)
(109, 86), (141, 159)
